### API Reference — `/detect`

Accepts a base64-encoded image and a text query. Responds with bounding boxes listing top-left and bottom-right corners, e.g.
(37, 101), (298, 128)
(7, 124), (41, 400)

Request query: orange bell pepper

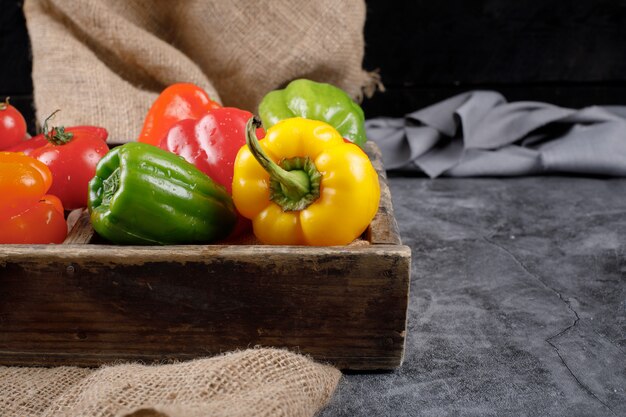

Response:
(0, 152), (67, 244)
(138, 83), (221, 146)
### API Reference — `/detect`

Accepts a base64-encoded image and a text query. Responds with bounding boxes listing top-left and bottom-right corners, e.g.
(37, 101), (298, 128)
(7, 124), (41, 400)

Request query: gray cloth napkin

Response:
(366, 90), (626, 177)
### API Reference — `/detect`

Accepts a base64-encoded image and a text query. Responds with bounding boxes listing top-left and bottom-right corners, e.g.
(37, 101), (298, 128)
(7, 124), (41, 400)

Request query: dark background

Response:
(3, 0), (626, 133)
(362, 0), (626, 116)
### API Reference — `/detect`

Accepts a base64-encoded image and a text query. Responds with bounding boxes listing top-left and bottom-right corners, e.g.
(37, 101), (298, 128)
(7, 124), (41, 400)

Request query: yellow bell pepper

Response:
(232, 116), (381, 246)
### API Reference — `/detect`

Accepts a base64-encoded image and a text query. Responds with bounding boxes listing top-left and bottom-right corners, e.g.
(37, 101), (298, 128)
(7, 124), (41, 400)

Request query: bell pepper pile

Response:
(0, 103), (110, 243)
(1, 79), (380, 246)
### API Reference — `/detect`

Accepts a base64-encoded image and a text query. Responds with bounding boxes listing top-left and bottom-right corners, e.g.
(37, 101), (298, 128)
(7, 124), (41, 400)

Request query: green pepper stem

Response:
(42, 110), (74, 145)
(101, 167), (121, 207)
(246, 117), (309, 197)
(245, 117), (321, 211)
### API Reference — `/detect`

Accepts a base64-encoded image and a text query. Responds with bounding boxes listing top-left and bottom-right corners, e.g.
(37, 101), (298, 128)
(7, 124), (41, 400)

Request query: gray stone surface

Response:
(319, 177), (625, 417)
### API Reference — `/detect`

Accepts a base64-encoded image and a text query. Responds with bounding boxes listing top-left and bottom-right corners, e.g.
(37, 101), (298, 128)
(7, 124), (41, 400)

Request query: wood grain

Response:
(0, 244), (410, 369)
(64, 209), (94, 244)
(367, 142), (402, 245)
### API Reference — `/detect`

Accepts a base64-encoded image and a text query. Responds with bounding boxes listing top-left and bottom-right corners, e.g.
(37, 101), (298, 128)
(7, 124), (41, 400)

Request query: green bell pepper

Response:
(88, 142), (236, 245)
(258, 79), (367, 148)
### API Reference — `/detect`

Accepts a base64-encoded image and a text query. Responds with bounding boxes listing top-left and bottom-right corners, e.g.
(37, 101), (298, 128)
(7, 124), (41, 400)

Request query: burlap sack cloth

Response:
(0, 348), (342, 417)
(23, 0), (374, 142)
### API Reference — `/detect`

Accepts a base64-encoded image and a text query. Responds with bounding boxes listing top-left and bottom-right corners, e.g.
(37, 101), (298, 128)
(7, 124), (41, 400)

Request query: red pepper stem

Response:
(0, 97), (9, 111)
(42, 110), (74, 145)
(245, 117), (321, 211)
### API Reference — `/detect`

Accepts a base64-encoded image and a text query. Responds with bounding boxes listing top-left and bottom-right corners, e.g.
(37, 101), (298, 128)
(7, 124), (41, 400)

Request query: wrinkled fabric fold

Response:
(366, 90), (626, 177)
(24, 0), (369, 142)
(0, 348), (341, 417)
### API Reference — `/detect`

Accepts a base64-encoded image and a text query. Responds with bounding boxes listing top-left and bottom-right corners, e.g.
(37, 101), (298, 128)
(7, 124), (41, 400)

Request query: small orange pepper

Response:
(0, 152), (67, 244)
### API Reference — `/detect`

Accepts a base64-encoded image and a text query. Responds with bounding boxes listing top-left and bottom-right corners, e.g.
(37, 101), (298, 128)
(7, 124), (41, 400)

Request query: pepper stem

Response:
(0, 97), (10, 111)
(101, 167), (121, 207)
(245, 117), (321, 211)
(42, 110), (74, 145)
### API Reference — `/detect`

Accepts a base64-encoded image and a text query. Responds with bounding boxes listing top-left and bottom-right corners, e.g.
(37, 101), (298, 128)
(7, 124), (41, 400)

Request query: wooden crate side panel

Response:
(366, 142), (403, 246)
(0, 245), (410, 370)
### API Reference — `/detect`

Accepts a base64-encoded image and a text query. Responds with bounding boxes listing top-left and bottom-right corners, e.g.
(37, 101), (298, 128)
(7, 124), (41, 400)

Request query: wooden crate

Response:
(0, 143), (411, 370)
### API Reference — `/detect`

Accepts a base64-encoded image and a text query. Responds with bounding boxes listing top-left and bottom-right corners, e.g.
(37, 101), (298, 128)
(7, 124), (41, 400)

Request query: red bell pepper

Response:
(158, 107), (264, 237)
(158, 107), (254, 193)
(6, 113), (110, 210)
(138, 83), (221, 146)
(6, 125), (108, 154)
